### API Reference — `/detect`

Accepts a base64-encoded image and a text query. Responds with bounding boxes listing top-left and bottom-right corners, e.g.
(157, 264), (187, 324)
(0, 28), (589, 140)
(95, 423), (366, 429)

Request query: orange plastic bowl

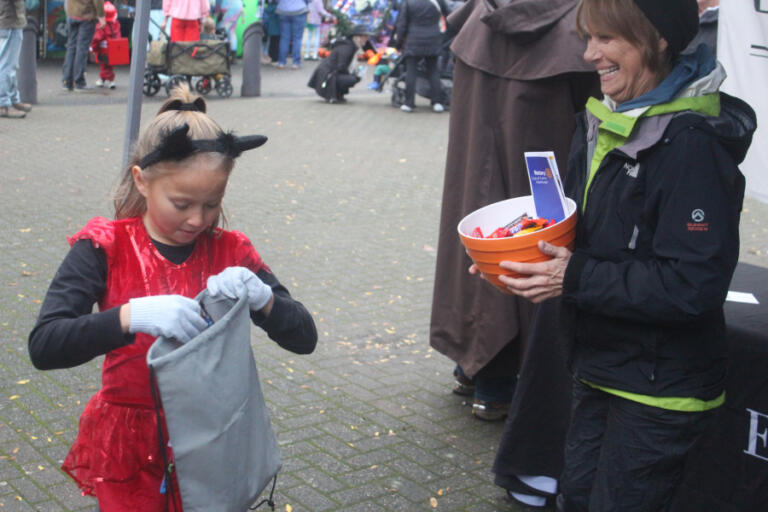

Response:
(457, 195), (577, 294)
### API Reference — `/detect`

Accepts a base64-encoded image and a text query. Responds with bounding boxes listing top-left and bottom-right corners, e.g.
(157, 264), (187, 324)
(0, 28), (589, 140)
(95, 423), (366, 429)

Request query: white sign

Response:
(745, 408), (768, 462)
(719, 2), (768, 202)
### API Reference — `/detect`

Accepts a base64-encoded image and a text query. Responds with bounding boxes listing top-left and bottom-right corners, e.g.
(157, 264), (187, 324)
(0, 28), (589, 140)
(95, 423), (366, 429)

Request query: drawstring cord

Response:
(249, 474), (278, 511)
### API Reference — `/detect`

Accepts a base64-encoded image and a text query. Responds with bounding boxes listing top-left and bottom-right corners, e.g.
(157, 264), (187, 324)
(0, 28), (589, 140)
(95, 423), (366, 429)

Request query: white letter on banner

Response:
(744, 408), (768, 462)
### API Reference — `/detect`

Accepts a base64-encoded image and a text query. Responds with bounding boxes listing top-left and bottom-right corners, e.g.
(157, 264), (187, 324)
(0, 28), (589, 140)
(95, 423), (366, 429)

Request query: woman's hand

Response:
(499, 241), (571, 303)
(469, 241), (572, 303)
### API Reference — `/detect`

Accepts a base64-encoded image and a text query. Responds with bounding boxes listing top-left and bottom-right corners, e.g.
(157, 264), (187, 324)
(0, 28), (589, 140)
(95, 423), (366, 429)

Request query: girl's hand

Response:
(206, 266), (274, 314)
(125, 295), (208, 342)
(497, 241), (572, 303)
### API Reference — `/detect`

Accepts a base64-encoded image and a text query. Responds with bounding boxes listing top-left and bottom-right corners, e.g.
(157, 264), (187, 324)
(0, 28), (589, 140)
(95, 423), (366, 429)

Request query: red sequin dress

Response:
(61, 216), (265, 512)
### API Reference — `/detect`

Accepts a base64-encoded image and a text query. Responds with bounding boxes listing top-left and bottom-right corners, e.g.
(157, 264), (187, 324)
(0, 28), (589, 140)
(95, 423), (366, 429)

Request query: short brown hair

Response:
(576, 0), (672, 73)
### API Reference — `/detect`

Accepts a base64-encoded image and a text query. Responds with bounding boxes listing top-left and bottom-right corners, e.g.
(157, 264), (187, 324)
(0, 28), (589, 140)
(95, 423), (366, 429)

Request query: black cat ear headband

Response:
(137, 101), (267, 169)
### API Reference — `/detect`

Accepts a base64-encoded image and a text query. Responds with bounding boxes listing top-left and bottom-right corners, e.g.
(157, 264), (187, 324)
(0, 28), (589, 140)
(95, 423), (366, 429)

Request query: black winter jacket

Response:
(307, 38), (359, 100)
(562, 93), (756, 400)
(394, 0), (449, 57)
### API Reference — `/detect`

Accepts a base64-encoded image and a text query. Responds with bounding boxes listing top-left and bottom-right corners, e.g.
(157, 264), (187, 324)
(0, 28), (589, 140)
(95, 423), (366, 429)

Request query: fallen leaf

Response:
(430, 497), (438, 507)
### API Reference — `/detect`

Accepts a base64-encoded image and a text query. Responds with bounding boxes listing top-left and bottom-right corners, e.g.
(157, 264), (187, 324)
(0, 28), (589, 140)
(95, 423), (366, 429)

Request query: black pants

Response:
(335, 73), (359, 99)
(404, 55), (442, 108)
(62, 18), (96, 87)
(268, 35), (280, 63)
(559, 379), (715, 512)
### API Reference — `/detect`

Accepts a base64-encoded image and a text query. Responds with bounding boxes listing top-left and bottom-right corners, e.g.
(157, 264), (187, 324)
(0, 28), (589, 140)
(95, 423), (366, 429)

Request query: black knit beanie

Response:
(632, 0), (699, 55)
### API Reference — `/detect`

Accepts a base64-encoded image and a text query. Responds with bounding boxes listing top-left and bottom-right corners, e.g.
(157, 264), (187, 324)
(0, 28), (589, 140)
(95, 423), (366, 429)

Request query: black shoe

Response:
(472, 398), (510, 421)
(62, 81), (73, 91)
(506, 489), (553, 509)
(452, 366), (476, 396)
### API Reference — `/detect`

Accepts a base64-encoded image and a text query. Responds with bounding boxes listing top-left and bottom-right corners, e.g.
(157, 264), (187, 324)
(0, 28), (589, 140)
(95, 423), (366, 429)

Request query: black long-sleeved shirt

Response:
(29, 239), (317, 370)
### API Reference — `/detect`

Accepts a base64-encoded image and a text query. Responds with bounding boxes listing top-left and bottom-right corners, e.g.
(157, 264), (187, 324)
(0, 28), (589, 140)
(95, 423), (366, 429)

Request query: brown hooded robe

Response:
(429, 0), (599, 378)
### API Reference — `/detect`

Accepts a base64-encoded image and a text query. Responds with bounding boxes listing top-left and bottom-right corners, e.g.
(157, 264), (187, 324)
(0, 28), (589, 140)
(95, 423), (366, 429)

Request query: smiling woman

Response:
(491, 0), (758, 510)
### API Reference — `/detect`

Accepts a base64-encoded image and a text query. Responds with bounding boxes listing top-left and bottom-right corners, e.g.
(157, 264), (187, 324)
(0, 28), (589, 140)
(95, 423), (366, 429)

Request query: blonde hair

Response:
(202, 16), (216, 34)
(576, 0), (673, 74)
(113, 84), (234, 229)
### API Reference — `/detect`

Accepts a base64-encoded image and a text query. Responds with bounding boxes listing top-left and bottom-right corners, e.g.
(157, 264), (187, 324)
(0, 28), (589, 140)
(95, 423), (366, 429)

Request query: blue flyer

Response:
(524, 152), (568, 223)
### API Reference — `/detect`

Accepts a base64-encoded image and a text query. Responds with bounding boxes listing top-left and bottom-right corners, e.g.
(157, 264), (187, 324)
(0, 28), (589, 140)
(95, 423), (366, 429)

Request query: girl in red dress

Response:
(28, 85), (317, 511)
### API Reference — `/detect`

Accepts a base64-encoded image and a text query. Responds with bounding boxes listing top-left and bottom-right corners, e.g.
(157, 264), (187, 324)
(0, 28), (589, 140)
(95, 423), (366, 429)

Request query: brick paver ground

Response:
(1, 57), (767, 512)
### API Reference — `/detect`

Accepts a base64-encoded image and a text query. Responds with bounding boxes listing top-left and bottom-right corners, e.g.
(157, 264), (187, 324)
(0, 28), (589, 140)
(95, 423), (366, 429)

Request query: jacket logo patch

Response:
(687, 209), (709, 231)
(623, 162), (639, 178)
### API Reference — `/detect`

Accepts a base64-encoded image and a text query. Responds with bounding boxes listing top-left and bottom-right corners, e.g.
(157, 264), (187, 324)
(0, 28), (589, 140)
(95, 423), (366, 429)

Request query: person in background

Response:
(90, 0), (120, 89)
(218, 0), (243, 52)
(490, 0), (755, 509)
(430, 0), (598, 425)
(393, 0), (450, 113)
(262, 0), (281, 64)
(304, 0), (332, 60)
(307, 23), (371, 102)
(161, 0), (209, 42)
(276, 0), (308, 68)
(0, 0), (30, 117)
(61, 0), (105, 91)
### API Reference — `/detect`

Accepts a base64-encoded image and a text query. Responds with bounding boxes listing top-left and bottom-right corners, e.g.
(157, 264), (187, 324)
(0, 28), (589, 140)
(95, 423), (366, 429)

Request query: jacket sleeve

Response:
(250, 269), (318, 354)
(394, 0), (408, 48)
(317, 0), (331, 18)
(94, 0), (105, 18)
(28, 240), (134, 370)
(562, 127), (744, 325)
(92, 27), (105, 44)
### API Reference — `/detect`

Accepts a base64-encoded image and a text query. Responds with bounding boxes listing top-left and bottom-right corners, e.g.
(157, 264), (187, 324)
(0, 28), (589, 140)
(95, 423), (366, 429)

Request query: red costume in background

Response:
(61, 216), (265, 511)
(91, 2), (121, 82)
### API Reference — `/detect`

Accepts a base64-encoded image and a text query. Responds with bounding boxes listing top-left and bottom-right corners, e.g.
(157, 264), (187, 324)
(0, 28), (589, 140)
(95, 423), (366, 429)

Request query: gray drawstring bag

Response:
(146, 291), (281, 512)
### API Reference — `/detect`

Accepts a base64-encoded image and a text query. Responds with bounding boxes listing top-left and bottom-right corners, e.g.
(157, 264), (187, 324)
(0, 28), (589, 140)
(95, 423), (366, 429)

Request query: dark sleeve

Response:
(28, 239), (134, 370)
(562, 128), (743, 325)
(249, 269), (318, 354)
(394, 0), (409, 48)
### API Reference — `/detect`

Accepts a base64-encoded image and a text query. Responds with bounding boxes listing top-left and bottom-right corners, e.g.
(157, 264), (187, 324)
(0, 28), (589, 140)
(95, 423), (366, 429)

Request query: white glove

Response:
(129, 295), (208, 343)
(206, 266), (273, 311)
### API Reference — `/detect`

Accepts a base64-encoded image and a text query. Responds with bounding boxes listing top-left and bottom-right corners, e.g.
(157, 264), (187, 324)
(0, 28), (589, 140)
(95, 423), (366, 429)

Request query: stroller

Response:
(143, 21), (234, 98)
(378, 33), (454, 108)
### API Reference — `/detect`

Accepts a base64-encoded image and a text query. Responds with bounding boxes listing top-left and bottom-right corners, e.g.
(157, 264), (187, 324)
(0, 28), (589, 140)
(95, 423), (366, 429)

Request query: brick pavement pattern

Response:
(1, 59), (767, 512)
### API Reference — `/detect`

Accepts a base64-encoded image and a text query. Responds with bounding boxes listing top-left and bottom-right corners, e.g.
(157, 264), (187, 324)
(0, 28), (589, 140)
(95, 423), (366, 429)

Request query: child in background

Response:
(200, 15), (217, 39)
(304, 0), (332, 60)
(91, 1), (121, 89)
(28, 85), (317, 511)
(368, 53), (394, 90)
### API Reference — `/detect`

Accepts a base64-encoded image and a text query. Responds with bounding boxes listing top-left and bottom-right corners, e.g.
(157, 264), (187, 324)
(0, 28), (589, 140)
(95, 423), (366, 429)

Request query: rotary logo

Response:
(687, 209), (708, 231)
